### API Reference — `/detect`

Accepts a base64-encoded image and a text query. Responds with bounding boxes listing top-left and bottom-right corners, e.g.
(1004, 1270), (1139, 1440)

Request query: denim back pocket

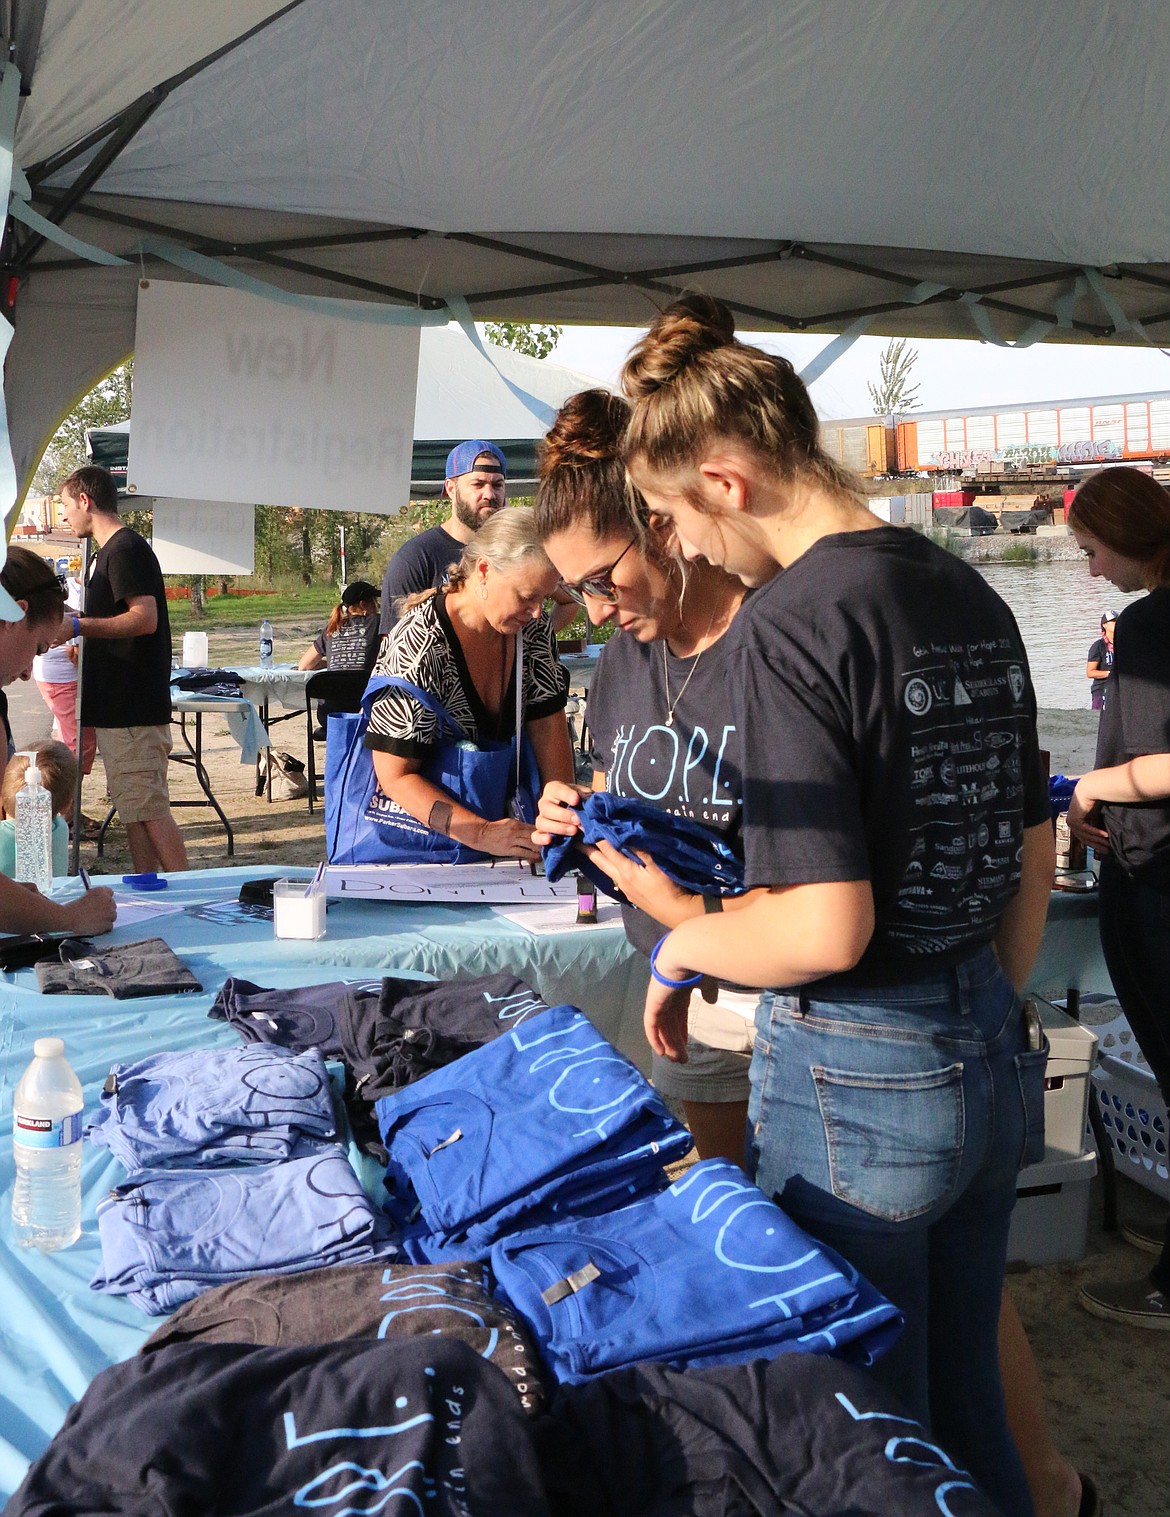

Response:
(1014, 1042), (1049, 1171)
(813, 1062), (965, 1223)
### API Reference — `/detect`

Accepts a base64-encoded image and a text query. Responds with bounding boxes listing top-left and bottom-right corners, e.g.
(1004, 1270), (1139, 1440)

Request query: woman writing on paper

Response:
(364, 508), (574, 861)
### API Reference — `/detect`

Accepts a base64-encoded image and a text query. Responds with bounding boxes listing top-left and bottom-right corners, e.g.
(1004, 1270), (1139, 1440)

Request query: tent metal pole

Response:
(68, 536), (90, 877)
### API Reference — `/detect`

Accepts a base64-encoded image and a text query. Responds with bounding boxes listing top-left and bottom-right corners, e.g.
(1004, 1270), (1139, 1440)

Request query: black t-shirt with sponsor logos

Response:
(586, 625), (743, 958)
(727, 526), (1048, 984)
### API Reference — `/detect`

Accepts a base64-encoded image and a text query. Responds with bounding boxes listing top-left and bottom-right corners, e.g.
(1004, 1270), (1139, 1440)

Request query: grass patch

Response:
(999, 539), (1043, 564)
(167, 581), (336, 634)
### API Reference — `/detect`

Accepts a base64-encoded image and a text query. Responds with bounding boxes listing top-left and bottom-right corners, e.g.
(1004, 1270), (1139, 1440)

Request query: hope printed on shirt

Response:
(607, 720), (740, 820)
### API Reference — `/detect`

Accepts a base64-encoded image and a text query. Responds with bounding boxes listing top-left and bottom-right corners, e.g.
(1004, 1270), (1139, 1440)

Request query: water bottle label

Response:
(13, 1110), (82, 1149)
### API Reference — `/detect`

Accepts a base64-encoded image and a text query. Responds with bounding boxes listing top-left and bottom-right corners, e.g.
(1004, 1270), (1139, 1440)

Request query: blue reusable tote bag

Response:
(325, 639), (539, 865)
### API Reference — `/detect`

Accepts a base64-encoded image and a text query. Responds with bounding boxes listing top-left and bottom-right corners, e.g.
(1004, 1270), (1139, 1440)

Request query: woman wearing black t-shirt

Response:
(531, 391), (751, 1163)
(619, 298), (1054, 1517)
(1067, 467), (1170, 1330)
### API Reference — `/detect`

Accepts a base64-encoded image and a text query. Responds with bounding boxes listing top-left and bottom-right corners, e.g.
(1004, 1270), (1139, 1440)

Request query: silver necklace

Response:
(662, 605), (719, 727)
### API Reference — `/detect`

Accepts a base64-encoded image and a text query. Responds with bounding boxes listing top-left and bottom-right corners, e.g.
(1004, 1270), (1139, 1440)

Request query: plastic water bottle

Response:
(259, 618), (274, 667)
(14, 751), (54, 895)
(11, 1038), (84, 1251)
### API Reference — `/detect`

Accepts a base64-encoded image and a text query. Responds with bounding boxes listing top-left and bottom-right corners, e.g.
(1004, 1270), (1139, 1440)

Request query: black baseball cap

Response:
(341, 580), (379, 606)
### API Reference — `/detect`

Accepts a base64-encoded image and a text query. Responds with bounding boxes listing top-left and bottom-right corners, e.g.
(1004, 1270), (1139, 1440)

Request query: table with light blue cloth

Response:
(233, 663), (313, 713)
(0, 864), (647, 1498)
(0, 879), (1106, 1498)
(172, 691), (271, 767)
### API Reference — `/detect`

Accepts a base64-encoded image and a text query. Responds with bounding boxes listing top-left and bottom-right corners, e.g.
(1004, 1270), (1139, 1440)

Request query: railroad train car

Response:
(819, 390), (1170, 478)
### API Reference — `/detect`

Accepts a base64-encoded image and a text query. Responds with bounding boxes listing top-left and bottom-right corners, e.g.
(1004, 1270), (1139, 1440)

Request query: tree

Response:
(483, 322), (562, 360)
(33, 360), (133, 494)
(867, 338), (920, 419)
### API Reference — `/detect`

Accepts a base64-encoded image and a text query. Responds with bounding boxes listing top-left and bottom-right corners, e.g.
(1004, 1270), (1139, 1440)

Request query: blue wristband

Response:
(72, 616), (80, 638)
(650, 934), (703, 990)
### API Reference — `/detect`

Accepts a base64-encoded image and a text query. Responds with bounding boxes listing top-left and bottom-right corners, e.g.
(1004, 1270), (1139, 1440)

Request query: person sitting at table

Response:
(364, 508), (574, 862)
(0, 547), (115, 936)
(298, 580), (381, 740)
(0, 740), (76, 881)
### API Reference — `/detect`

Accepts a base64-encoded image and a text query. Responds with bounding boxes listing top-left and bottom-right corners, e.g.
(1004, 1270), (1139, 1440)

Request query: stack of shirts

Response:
(374, 1005), (693, 1262)
(490, 1158), (902, 1382)
(171, 666), (245, 697)
(8, 1331), (1000, 1517)
(86, 1046), (339, 1168)
(210, 971), (552, 1155)
(92, 1150), (396, 1314)
(209, 971), (548, 1099)
(87, 1044), (394, 1316)
(208, 976), (381, 1057)
(140, 1258), (550, 1414)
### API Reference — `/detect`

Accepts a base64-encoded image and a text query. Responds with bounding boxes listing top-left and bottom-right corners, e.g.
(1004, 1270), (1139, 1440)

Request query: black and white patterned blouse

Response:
(363, 593), (569, 760)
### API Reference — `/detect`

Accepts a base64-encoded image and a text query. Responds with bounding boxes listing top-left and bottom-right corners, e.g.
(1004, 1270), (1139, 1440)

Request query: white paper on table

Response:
(323, 863), (580, 906)
(110, 896), (188, 928)
(489, 900), (624, 935)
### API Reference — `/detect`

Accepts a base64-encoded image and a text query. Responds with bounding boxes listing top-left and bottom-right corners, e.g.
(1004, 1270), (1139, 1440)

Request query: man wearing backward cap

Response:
(379, 441), (577, 636)
(379, 441), (508, 635)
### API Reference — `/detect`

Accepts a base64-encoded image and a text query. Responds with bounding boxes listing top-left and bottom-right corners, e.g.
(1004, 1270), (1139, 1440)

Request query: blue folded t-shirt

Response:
(490, 1158), (903, 1382)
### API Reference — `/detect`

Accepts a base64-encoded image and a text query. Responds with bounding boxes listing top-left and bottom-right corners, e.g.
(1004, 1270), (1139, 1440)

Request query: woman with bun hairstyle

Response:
(619, 296), (1055, 1517)
(532, 390), (752, 1162)
(1067, 466), (1170, 1329)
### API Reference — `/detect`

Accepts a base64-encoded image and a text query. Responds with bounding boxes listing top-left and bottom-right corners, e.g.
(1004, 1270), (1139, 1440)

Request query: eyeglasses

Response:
(557, 539), (637, 606)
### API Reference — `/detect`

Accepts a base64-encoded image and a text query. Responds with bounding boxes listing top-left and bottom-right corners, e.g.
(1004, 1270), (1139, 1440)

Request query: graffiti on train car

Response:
(930, 440), (1122, 470)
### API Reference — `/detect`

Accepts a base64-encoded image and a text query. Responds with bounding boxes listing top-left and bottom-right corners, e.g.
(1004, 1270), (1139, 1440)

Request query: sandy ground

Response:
(7, 661), (1167, 1514)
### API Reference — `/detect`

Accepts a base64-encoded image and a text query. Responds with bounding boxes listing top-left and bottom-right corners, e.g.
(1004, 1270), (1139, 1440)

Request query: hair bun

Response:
(538, 390), (630, 478)
(622, 293), (736, 399)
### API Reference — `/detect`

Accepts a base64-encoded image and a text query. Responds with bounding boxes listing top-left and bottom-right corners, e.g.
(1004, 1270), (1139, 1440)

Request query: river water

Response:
(976, 558), (1144, 711)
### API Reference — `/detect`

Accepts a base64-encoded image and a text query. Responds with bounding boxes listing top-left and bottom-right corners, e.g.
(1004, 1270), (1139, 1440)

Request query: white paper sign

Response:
(127, 282), (420, 512)
(151, 498), (256, 574)
(324, 863), (580, 905)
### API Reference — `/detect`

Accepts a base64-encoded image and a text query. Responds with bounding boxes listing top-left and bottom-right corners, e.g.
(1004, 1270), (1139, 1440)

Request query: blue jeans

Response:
(747, 947), (1045, 1517)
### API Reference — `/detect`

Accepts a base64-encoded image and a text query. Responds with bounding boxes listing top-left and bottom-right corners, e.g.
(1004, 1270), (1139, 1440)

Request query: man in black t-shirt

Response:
(58, 465), (188, 872)
(379, 441), (577, 636)
(379, 440), (508, 634)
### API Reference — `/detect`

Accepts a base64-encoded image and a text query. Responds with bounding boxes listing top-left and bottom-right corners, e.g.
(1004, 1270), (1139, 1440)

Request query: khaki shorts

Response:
(651, 988), (758, 1104)
(95, 724), (173, 824)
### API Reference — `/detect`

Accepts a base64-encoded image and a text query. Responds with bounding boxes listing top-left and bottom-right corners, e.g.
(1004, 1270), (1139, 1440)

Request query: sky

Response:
(548, 326), (1170, 422)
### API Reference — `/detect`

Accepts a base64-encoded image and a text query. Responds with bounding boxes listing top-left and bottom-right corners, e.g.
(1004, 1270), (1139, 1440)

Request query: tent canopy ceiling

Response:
(6, 0), (1170, 500)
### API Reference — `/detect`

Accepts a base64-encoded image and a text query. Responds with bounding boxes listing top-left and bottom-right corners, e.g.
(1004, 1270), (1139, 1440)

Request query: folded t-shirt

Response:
(36, 937), (202, 998)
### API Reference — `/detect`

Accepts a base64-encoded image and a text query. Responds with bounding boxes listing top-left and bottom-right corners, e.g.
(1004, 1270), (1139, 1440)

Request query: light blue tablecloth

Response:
(0, 878), (1104, 1497)
(172, 692), (271, 766)
(0, 865), (646, 1498)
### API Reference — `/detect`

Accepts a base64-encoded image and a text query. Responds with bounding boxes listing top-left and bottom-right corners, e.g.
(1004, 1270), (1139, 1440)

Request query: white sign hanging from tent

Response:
(127, 282), (419, 512)
(151, 498), (256, 575)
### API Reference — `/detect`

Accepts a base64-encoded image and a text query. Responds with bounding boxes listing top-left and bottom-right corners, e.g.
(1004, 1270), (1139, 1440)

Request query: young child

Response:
(0, 740), (76, 880)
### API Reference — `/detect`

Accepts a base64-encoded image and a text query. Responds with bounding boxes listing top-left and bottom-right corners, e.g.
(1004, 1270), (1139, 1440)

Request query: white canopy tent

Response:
(4, 0), (1170, 514)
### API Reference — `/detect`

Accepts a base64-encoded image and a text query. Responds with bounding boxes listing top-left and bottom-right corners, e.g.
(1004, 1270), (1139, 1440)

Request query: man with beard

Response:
(379, 441), (508, 635)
